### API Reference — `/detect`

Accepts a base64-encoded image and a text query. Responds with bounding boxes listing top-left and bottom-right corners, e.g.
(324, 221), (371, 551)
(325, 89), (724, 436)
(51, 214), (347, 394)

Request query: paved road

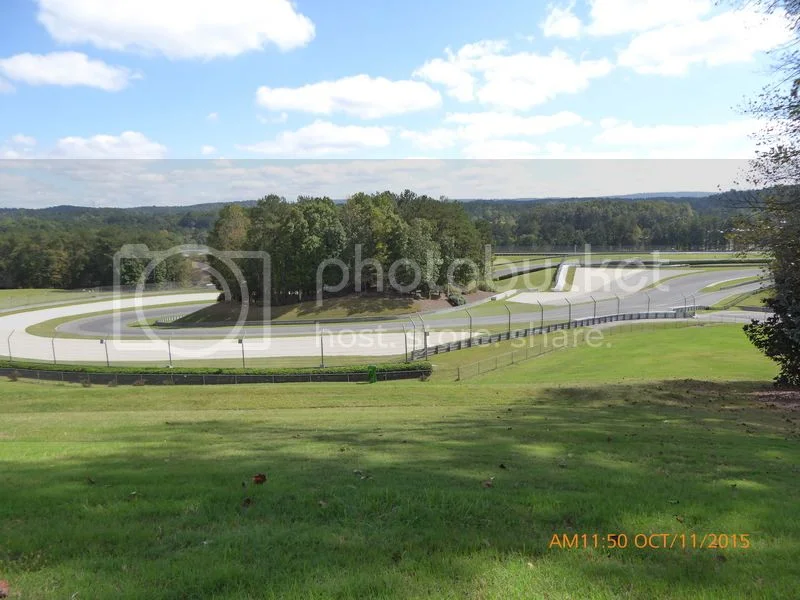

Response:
(58, 267), (767, 339)
(0, 268), (770, 364)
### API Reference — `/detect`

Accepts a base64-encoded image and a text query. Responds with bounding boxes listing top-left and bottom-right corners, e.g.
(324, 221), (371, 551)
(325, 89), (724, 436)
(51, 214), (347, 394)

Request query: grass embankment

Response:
(0, 323), (797, 598)
(712, 288), (775, 311)
(0, 288), (210, 313)
(428, 322), (776, 382)
(175, 295), (421, 326)
(700, 276), (766, 294)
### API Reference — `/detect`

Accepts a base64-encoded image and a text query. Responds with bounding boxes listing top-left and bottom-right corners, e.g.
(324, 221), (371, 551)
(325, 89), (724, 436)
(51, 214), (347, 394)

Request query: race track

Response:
(0, 266), (770, 365)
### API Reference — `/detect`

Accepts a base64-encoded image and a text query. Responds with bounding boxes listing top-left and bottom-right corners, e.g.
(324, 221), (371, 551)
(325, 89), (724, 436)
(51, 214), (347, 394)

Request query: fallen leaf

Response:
(481, 478), (495, 488)
(241, 497), (253, 509)
(252, 474), (267, 485)
(318, 500), (328, 508)
(499, 463), (507, 469)
(86, 476), (96, 485)
(675, 515), (685, 524)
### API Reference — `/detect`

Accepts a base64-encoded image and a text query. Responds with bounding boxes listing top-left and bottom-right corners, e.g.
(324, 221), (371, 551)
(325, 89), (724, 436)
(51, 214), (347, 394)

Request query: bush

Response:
(447, 293), (467, 306)
(0, 359), (433, 379)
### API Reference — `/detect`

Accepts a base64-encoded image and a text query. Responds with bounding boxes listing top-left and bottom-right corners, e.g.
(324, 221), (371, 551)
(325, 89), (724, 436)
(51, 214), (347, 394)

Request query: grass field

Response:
(1, 325), (798, 598)
(493, 268), (556, 292)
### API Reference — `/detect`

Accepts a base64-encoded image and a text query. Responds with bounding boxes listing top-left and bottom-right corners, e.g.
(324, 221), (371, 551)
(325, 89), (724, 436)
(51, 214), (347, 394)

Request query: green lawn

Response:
(0, 288), (101, 310)
(470, 324), (776, 384)
(1, 324), (797, 598)
(493, 268), (556, 292)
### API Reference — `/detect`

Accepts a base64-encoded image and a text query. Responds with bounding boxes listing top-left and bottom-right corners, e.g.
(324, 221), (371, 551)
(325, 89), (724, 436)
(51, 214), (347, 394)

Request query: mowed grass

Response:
(493, 268), (556, 292)
(1, 325), (798, 599)
(470, 324), (777, 384)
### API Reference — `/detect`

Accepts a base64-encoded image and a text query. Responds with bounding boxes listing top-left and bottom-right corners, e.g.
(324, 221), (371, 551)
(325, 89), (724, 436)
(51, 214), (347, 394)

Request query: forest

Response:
(0, 189), (751, 293)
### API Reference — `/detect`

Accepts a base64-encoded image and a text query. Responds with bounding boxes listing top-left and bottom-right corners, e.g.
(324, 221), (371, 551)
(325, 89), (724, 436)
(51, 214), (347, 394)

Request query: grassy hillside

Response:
(0, 325), (797, 598)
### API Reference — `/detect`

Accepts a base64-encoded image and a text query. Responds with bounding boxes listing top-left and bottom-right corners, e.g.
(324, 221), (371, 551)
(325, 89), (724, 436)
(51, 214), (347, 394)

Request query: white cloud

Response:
(461, 139), (541, 159)
(448, 110), (586, 140)
(52, 131), (167, 159)
(542, 3), (582, 38)
(618, 8), (792, 75)
(37, 0), (315, 59)
(414, 40), (507, 102)
(0, 52), (135, 91)
(401, 110), (587, 151)
(201, 145), (217, 156)
(477, 50), (613, 110)
(206, 112), (219, 121)
(256, 75), (441, 120)
(594, 118), (762, 157)
(238, 121), (391, 156)
(416, 42), (612, 110)
(11, 135), (37, 147)
(587, 0), (713, 36)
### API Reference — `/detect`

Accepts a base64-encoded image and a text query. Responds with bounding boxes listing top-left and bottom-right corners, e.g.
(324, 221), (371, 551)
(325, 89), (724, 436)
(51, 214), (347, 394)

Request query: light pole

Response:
(615, 294), (621, 316)
(537, 301), (544, 331)
(167, 337), (173, 368)
(51, 337), (57, 365)
(504, 304), (512, 337)
(320, 330), (325, 367)
(6, 329), (14, 362)
(590, 295), (597, 319)
(565, 298), (572, 327)
(402, 324), (408, 362)
(238, 338), (246, 369)
(465, 308), (473, 341)
(408, 318), (417, 354)
(423, 328), (429, 358)
(100, 339), (109, 367)
(645, 292), (652, 314)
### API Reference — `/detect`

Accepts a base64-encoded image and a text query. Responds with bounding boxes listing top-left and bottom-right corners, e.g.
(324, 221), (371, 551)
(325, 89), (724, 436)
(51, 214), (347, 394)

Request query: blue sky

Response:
(0, 0), (792, 206)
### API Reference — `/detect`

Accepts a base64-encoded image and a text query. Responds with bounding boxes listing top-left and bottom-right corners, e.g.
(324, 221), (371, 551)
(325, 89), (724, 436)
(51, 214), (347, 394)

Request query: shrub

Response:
(448, 293), (467, 306)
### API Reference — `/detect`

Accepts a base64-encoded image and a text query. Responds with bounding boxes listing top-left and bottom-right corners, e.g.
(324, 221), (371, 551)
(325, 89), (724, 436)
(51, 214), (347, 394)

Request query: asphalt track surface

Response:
(0, 268), (769, 364)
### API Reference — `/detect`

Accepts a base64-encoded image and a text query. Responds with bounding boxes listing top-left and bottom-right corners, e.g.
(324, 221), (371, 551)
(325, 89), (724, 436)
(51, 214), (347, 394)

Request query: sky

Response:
(0, 0), (792, 207)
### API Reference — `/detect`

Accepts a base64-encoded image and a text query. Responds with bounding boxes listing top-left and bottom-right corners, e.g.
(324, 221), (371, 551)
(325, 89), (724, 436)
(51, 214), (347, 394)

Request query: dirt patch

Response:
(417, 291), (495, 313)
(752, 390), (800, 411)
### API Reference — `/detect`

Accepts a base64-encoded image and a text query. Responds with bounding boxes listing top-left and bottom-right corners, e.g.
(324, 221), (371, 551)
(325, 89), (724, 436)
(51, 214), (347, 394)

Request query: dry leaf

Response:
(481, 477), (495, 488)
(252, 473), (267, 485)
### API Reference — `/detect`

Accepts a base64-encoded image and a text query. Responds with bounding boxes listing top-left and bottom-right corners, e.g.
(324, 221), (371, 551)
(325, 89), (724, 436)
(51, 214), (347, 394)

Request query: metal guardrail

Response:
(410, 308), (700, 361)
(0, 368), (430, 386)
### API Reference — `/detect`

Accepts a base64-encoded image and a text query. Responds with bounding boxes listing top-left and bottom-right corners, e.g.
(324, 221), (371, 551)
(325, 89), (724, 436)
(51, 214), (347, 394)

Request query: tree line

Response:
(0, 189), (755, 293)
(462, 195), (745, 250)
